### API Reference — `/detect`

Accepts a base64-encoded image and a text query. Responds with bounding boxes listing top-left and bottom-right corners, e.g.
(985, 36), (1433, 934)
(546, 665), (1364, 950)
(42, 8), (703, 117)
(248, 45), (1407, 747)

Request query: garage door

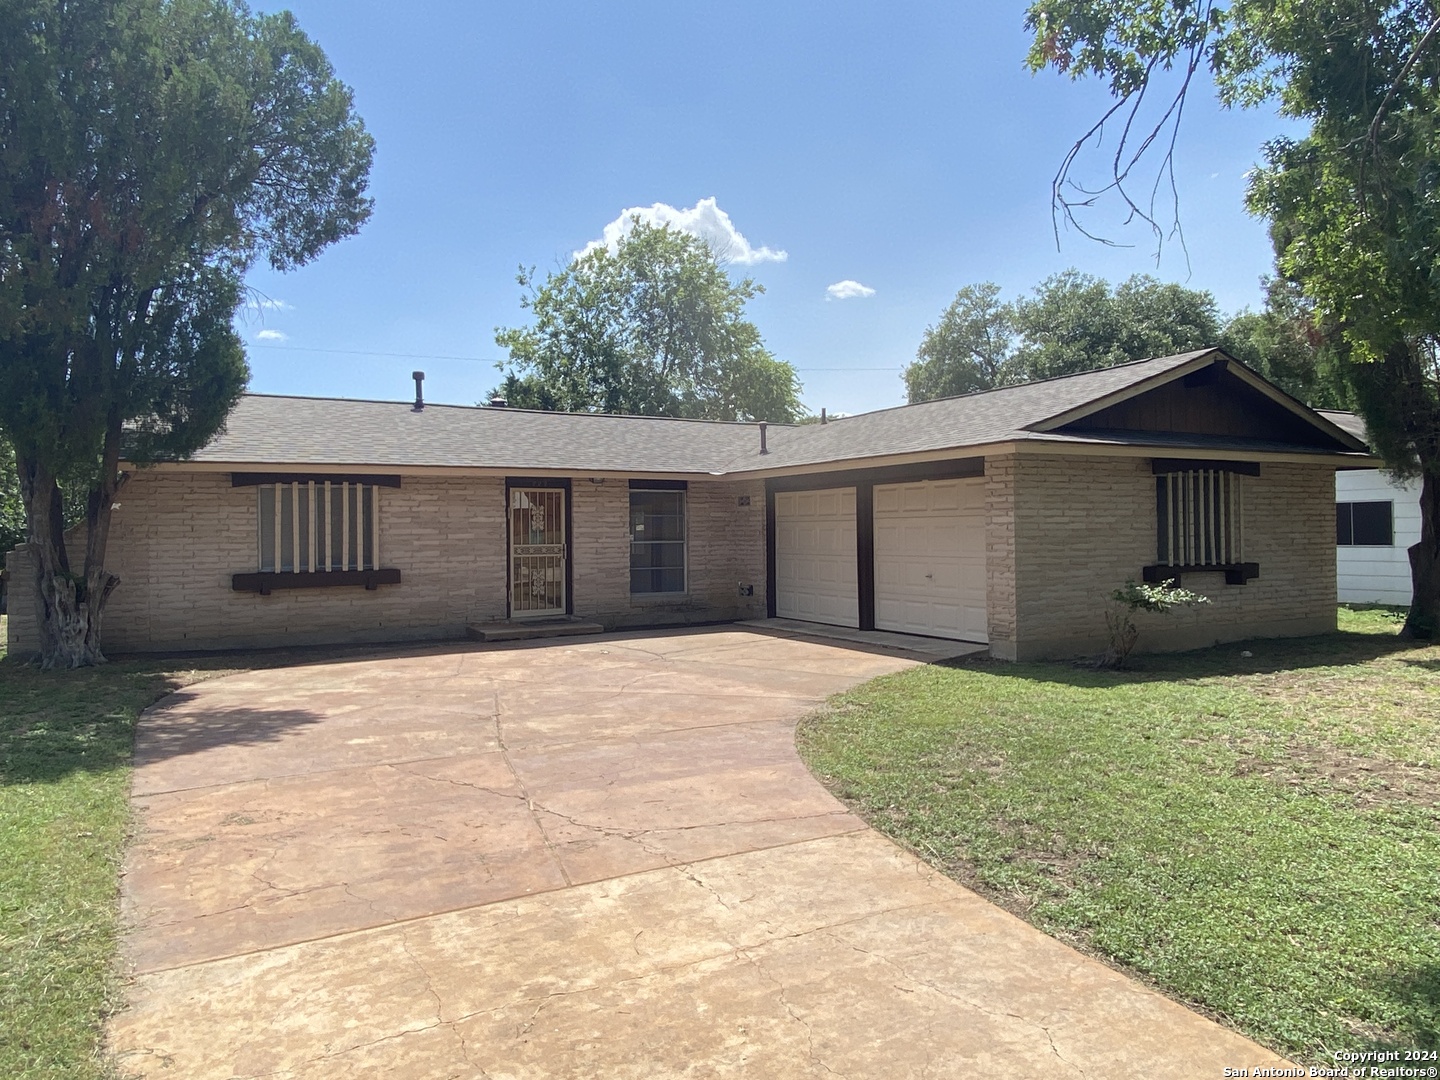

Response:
(874, 478), (986, 642)
(775, 488), (858, 628)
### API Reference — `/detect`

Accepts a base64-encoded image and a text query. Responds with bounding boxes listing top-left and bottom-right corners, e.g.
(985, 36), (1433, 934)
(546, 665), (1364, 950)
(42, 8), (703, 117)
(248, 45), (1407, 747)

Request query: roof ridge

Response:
(238, 392), (794, 428)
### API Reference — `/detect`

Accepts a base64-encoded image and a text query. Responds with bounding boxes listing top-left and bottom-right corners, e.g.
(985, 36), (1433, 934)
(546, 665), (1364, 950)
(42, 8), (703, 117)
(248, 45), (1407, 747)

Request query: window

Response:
(258, 481), (379, 572)
(630, 488), (685, 593)
(1337, 501), (1394, 546)
(1155, 469), (1245, 567)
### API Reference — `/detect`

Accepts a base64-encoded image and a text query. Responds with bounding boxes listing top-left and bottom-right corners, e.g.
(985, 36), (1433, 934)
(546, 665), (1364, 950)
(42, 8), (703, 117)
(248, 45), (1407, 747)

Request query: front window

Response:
(1156, 469), (1244, 568)
(630, 488), (686, 594)
(259, 481), (379, 572)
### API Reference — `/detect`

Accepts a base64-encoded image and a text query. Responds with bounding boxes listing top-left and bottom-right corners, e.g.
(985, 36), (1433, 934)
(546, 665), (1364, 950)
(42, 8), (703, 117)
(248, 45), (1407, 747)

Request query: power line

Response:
(245, 343), (904, 372)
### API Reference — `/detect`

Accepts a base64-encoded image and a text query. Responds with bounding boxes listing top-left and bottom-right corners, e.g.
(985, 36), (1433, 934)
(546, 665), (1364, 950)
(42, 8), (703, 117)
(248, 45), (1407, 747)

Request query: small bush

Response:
(1102, 579), (1209, 667)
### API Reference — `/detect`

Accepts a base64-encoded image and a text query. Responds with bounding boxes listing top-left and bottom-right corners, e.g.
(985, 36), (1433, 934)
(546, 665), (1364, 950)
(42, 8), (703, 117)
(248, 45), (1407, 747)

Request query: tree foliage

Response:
(904, 283), (1017, 402)
(1025, 0), (1440, 638)
(494, 222), (803, 422)
(905, 271), (1226, 401)
(0, 0), (374, 665)
(0, 437), (23, 564)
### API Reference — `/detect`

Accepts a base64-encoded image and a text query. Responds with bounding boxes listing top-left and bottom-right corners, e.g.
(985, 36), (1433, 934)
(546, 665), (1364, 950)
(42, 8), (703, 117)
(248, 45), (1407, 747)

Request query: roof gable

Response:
(1031, 350), (1367, 454)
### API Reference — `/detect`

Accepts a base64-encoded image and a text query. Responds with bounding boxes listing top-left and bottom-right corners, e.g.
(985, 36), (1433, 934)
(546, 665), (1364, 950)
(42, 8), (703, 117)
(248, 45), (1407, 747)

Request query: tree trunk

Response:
(17, 427), (124, 669)
(1404, 468), (1440, 640)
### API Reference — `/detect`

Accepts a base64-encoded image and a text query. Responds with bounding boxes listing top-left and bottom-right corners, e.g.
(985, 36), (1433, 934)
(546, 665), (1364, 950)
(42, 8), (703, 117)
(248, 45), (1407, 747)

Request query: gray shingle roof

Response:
(189, 395), (765, 473)
(1316, 409), (1369, 444)
(721, 352), (1212, 472)
(173, 350), (1367, 475)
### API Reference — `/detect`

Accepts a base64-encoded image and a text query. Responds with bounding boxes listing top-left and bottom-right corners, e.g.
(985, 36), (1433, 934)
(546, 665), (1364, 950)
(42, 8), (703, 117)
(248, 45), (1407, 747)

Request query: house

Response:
(4, 349), (1372, 661)
(1316, 410), (1421, 607)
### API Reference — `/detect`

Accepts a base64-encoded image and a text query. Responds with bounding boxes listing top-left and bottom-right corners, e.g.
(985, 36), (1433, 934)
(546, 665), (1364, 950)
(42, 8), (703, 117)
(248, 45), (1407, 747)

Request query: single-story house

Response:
(4, 348), (1373, 660)
(1317, 410), (1421, 607)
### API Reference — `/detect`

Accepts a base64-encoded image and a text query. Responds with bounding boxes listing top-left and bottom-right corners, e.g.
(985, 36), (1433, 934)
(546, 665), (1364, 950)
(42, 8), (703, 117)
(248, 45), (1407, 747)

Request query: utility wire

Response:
(246, 343), (904, 372)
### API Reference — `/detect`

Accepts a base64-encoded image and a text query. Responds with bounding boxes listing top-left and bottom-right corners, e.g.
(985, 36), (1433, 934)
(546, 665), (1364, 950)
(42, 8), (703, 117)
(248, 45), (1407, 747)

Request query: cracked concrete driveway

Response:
(109, 627), (1289, 1078)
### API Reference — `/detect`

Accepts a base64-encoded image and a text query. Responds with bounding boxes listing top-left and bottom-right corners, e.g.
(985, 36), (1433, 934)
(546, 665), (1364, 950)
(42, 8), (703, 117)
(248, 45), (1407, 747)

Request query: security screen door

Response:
(509, 487), (566, 617)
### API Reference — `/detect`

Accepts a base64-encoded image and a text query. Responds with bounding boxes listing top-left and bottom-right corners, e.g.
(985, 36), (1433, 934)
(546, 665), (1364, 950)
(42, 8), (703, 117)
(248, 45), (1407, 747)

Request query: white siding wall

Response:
(1336, 470), (1422, 605)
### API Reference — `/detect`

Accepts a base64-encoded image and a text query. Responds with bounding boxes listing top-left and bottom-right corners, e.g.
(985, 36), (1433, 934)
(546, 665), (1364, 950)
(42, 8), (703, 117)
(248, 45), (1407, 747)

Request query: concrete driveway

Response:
(109, 627), (1290, 1078)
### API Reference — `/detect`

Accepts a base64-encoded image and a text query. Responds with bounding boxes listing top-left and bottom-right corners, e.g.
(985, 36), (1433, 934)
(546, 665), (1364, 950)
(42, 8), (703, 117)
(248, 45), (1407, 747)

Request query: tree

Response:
(1025, 0), (1440, 638)
(904, 272), (1222, 401)
(1013, 270), (1221, 379)
(1, 0), (374, 667)
(1218, 281), (1346, 409)
(905, 283), (1018, 401)
(494, 222), (803, 422)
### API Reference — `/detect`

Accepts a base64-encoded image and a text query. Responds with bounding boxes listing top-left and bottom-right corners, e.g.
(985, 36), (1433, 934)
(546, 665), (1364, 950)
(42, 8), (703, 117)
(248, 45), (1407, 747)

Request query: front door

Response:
(509, 486), (566, 618)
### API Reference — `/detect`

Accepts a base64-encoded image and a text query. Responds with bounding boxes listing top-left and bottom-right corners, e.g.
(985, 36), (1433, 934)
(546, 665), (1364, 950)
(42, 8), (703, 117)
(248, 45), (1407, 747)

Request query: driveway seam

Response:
(128, 827), (875, 977)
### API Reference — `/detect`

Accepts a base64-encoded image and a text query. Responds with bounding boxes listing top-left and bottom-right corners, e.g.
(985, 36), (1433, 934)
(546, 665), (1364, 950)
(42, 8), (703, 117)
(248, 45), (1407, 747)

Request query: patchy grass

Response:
(798, 607), (1440, 1064)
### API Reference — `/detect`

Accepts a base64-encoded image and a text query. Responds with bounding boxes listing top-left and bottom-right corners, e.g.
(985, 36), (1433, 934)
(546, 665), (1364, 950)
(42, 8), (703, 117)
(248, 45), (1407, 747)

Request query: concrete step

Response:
(465, 618), (605, 643)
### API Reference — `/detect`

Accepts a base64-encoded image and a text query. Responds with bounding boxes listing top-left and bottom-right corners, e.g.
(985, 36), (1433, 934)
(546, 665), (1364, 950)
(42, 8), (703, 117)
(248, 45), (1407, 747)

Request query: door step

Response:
(465, 618), (605, 643)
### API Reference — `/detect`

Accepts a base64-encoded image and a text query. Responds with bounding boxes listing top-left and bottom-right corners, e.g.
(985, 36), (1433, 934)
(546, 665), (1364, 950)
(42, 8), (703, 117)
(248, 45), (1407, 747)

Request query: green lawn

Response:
(798, 606), (1439, 1064)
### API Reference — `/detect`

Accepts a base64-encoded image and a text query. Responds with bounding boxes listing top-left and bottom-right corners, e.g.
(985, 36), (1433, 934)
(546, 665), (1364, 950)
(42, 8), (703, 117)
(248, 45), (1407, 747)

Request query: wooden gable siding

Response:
(1057, 365), (1348, 449)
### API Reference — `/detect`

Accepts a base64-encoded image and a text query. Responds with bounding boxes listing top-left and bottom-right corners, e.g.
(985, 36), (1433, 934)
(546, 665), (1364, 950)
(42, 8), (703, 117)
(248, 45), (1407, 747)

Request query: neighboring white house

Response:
(1335, 469), (1422, 605)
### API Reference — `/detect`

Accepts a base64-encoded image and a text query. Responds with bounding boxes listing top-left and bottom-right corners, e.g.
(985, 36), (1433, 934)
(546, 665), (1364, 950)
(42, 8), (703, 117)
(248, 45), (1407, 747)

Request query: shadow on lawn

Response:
(1354, 962), (1440, 1054)
(939, 630), (1428, 688)
(1390, 963), (1440, 1050)
(0, 664), (325, 786)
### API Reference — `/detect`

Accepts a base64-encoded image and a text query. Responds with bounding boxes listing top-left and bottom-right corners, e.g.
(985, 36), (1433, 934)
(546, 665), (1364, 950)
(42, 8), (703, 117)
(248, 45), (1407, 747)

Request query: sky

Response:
(239, 2), (1298, 418)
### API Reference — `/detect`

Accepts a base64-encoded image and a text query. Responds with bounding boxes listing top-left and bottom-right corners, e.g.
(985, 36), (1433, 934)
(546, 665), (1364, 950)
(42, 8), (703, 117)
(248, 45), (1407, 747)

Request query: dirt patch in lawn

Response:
(1234, 743), (1440, 809)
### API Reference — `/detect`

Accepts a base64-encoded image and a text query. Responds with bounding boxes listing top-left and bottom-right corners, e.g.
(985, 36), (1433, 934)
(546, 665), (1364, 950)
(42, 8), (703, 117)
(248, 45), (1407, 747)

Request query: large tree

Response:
(904, 282), (1018, 402)
(905, 271), (1223, 401)
(494, 222), (803, 422)
(1, 0), (374, 667)
(1025, 0), (1440, 638)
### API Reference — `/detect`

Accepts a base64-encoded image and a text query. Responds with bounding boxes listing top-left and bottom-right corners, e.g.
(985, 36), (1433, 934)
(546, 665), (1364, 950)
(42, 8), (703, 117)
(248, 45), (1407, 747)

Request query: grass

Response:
(0, 619), (258, 1080)
(798, 605), (1440, 1064)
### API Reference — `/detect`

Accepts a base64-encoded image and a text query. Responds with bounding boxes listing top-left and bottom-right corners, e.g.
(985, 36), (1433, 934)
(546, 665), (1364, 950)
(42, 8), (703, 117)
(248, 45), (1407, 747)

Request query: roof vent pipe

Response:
(412, 371), (425, 411)
(758, 422), (768, 455)
(489, 392), (508, 408)
(820, 408), (827, 425)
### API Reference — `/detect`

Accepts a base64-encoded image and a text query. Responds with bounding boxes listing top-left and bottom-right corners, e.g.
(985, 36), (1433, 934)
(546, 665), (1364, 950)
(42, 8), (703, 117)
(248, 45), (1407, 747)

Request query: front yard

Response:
(0, 620), (256, 1079)
(3, 609), (1436, 1075)
(798, 607), (1440, 1064)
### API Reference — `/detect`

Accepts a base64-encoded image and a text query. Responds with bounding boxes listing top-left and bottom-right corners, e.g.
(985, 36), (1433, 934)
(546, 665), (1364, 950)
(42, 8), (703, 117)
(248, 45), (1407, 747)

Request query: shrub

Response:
(1102, 579), (1209, 667)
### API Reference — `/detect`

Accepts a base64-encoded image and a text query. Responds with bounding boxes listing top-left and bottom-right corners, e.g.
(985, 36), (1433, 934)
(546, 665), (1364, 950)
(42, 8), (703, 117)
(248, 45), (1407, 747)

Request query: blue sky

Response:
(239, 2), (1295, 417)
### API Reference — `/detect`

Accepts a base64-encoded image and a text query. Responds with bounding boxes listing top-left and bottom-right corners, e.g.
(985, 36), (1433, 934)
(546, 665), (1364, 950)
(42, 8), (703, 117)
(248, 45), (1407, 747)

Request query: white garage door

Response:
(874, 478), (987, 642)
(775, 488), (859, 628)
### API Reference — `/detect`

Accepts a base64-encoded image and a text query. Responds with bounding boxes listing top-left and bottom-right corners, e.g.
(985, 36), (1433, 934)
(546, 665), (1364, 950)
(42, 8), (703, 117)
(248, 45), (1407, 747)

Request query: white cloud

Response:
(245, 297), (292, 312)
(255, 329), (288, 342)
(826, 280), (876, 300)
(580, 197), (787, 265)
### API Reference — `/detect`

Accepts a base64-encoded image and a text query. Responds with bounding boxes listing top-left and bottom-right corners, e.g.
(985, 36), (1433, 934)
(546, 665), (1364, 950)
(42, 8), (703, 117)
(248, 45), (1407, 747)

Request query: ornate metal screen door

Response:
(509, 488), (566, 617)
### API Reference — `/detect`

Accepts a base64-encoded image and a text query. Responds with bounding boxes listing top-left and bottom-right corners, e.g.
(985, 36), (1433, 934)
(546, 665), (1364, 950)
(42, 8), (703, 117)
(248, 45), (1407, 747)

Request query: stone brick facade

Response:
(4, 471), (767, 656)
(571, 478), (767, 629)
(985, 453), (1336, 661)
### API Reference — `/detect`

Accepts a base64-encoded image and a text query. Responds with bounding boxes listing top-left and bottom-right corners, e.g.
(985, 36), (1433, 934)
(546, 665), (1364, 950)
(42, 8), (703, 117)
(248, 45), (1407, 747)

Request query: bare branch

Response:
(1048, 0), (1214, 268)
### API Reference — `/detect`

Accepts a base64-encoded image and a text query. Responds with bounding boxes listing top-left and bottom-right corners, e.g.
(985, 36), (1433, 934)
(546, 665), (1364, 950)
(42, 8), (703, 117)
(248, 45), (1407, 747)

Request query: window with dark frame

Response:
(258, 481), (379, 572)
(629, 488), (686, 594)
(1155, 469), (1245, 568)
(1336, 501), (1394, 546)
